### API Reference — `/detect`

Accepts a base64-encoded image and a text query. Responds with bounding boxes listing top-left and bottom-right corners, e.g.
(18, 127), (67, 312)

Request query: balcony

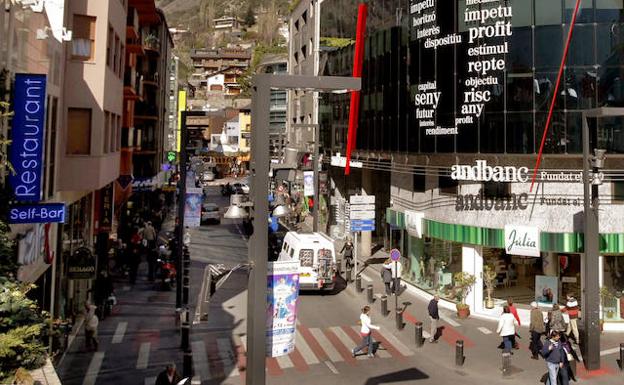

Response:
(126, 7), (139, 40)
(134, 103), (158, 120)
(142, 72), (159, 87)
(143, 33), (160, 55)
(123, 70), (141, 100)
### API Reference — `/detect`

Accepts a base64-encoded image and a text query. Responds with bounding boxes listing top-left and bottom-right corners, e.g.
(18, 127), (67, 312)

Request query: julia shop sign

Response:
(504, 224), (540, 257)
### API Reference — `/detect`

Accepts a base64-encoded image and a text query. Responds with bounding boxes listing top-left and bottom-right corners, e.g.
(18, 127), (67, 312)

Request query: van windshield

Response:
(299, 249), (313, 267)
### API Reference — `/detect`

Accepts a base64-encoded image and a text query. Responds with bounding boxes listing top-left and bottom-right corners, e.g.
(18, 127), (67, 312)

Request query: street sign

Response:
(167, 151), (177, 162)
(351, 224), (375, 232)
(350, 210), (375, 220)
(350, 204), (375, 211)
(350, 195), (375, 205)
(350, 219), (375, 226)
(390, 249), (401, 262)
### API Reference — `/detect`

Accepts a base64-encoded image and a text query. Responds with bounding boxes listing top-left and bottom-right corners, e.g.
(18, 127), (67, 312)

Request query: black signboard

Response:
(67, 247), (96, 279)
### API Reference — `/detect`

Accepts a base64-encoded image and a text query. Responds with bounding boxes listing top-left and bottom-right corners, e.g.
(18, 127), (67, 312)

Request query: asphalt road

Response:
(57, 183), (624, 385)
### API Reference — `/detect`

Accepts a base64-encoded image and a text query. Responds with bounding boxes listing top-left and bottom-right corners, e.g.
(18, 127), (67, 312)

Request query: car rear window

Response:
(299, 249), (313, 267)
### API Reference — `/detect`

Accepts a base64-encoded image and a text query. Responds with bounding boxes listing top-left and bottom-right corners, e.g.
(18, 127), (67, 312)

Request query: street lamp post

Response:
(581, 107), (624, 370)
(246, 75), (360, 385)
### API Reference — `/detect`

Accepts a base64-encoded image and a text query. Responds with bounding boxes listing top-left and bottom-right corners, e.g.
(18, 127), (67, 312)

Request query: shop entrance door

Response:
(559, 254), (582, 306)
(388, 226), (402, 254)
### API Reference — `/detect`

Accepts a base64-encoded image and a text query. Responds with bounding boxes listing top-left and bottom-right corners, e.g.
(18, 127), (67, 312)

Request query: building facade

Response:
(319, 0), (624, 329)
(189, 48), (251, 100)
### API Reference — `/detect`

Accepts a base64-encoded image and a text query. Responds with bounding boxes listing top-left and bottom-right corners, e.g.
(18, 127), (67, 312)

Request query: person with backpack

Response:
(541, 331), (566, 385)
(548, 304), (567, 341)
(352, 306), (380, 358)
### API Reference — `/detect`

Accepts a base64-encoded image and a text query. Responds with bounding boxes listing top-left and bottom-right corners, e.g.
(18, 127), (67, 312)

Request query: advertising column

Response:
(266, 261), (300, 357)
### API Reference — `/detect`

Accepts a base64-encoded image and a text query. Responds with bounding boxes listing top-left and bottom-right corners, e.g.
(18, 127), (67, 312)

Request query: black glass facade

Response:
(321, 0), (624, 155)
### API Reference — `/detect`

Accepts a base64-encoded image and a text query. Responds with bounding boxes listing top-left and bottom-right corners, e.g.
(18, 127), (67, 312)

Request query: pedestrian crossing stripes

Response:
(136, 342), (150, 369)
(187, 325), (417, 381)
(439, 312), (461, 327)
(82, 352), (104, 385)
(111, 321), (127, 344)
(478, 327), (492, 335)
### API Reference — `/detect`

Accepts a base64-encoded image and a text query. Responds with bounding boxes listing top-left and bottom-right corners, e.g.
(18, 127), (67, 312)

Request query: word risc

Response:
(462, 88), (491, 118)
(414, 81), (440, 121)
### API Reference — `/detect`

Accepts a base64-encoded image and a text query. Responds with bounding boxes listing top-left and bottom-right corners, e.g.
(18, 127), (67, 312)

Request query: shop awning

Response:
(385, 208), (405, 229)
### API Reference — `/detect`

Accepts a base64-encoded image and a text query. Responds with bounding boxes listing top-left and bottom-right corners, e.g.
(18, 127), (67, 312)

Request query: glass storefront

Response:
(603, 255), (624, 322)
(404, 237), (463, 302)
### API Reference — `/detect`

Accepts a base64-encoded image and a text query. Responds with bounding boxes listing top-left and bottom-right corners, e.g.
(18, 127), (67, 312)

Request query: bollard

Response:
(345, 265), (352, 283)
(455, 340), (465, 366)
(501, 352), (511, 377)
(380, 295), (388, 316)
(356, 275), (362, 292)
(619, 343), (624, 370)
(395, 309), (404, 330)
(415, 322), (424, 348)
(336, 259), (342, 276)
(183, 349), (193, 378)
(367, 284), (374, 303)
(181, 308), (190, 350)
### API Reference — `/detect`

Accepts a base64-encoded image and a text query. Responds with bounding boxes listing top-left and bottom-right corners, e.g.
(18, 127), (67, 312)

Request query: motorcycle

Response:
(221, 184), (233, 196)
(156, 245), (177, 290)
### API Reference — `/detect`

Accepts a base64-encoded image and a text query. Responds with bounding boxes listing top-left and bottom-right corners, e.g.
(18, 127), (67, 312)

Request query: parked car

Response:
(201, 203), (221, 224)
(201, 171), (215, 182)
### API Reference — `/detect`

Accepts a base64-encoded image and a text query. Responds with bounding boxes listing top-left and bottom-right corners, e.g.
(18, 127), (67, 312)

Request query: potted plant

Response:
(453, 272), (477, 319)
(482, 265), (497, 309)
(143, 33), (159, 50)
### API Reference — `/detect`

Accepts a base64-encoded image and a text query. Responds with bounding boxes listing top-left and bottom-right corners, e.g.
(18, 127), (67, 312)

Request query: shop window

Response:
(602, 256), (624, 321)
(506, 113), (534, 154)
(67, 108), (92, 155)
(485, 248), (545, 306)
(72, 15), (96, 61)
(596, 0), (624, 22)
(406, 238), (463, 302)
(535, 0), (562, 26)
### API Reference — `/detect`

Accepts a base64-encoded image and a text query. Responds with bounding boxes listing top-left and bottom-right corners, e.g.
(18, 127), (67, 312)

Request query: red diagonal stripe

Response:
(439, 324), (475, 348)
(403, 311), (420, 325)
(298, 326), (328, 361)
(530, 0), (583, 191)
(373, 331), (407, 360)
(323, 329), (357, 365)
(266, 357), (283, 376)
(289, 348), (309, 373)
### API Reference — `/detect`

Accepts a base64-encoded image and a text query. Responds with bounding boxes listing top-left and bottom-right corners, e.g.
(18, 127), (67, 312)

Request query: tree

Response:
(244, 4), (255, 27)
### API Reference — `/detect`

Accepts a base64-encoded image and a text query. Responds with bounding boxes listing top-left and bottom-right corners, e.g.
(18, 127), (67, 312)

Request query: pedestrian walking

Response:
(141, 221), (157, 281)
(93, 270), (114, 319)
(155, 363), (182, 385)
(427, 295), (440, 343)
(529, 301), (545, 359)
(496, 305), (518, 354)
(382, 258), (403, 295)
(381, 260), (392, 295)
(548, 304), (567, 341)
(84, 301), (99, 351)
(560, 338), (577, 384)
(565, 294), (580, 344)
(352, 306), (380, 358)
(507, 298), (521, 349)
(340, 238), (354, 269)
(541, 331), (566, 385)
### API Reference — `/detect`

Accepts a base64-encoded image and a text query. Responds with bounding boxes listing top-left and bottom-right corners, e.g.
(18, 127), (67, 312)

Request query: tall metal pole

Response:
(313, 125), (320, 232)
(176, 111), (188, 310)
(582, 112), (600, 370)
(246, 79), (271, 385)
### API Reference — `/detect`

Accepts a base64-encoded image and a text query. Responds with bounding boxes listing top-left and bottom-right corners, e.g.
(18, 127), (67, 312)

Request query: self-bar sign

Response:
(9, 203), (66, 224)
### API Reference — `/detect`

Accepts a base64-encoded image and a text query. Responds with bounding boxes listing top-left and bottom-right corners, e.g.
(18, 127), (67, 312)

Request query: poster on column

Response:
(184, 187), (202, 227)
(266, 261), (300, 357)
(535, 275), (558, 306)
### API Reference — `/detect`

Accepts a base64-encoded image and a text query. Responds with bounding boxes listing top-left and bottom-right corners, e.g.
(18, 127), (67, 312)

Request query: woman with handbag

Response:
(352, 306), (380, 358)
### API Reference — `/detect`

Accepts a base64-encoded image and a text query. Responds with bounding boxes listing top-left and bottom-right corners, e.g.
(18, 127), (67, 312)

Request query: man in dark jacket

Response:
(155, 363), (182, 385)
(428, 295), (440, 343)
(541, 331), (565, 385)
(529, 301), (545, 359)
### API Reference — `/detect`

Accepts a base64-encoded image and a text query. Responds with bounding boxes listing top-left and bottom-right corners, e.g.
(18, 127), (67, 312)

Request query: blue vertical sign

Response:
(9, 74), (47, 202)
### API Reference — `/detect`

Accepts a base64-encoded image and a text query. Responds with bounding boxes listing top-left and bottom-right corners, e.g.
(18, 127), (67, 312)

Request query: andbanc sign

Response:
(451, 160), (528, 183)
(9, 74), (46, 201)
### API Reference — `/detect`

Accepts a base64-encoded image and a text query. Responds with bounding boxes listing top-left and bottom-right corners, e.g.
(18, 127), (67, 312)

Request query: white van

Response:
(278, 232), (337, 291)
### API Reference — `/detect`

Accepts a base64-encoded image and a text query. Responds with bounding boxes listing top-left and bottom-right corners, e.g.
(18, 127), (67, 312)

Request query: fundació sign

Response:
(9, 74), (47, 201)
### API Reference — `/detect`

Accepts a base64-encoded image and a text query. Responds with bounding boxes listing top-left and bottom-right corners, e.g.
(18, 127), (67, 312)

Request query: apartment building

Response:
(189, 47), (251, 99)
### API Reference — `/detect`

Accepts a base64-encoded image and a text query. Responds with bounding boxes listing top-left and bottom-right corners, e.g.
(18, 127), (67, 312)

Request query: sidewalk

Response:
(338, 245), (624, 384)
